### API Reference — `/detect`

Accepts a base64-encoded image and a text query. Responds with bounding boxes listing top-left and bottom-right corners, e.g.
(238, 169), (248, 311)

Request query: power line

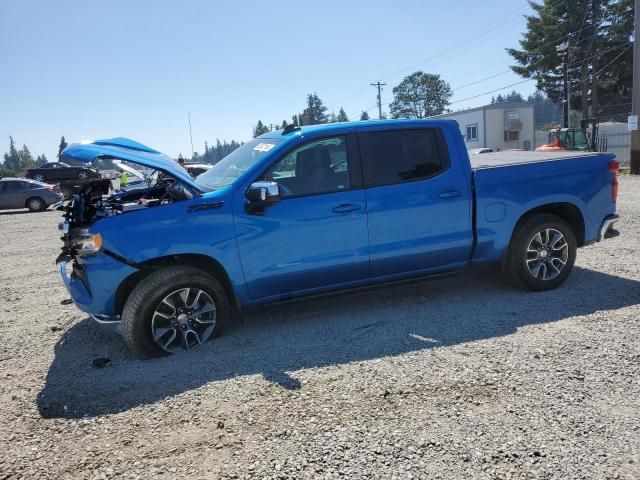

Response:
(451, 70), (512, 91)
(449, 78), (535, 105)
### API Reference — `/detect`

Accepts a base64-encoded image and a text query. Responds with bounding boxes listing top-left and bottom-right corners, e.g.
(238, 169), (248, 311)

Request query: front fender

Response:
(92, 191), (249, 304)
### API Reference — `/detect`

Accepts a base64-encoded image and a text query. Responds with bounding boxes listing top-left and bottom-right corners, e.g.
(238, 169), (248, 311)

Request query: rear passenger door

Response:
(358, 126), (473, 277)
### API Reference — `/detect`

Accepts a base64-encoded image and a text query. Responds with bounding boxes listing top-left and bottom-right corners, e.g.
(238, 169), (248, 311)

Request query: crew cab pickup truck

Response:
(57, 120), (620, 357)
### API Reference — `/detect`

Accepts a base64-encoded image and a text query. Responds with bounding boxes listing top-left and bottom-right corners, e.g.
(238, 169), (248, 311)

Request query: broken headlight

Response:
(70, 228), (103, 256)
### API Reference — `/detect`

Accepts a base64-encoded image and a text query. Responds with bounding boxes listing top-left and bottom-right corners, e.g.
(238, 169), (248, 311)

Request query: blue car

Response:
(58, 120), (620, 357)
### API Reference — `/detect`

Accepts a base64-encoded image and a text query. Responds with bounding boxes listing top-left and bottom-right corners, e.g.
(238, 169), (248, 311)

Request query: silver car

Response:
(0, 178), (64, 212)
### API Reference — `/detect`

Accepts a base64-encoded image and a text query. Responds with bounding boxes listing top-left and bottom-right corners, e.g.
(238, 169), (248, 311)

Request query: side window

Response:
(263, 136), (350, 198)
(3, 181), (21, 191)
(359, 129), (447, 186)
(465, 124), (478, 142)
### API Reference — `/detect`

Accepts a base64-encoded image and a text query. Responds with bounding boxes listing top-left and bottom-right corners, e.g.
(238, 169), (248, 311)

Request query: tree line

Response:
(0, 136), (69, 177)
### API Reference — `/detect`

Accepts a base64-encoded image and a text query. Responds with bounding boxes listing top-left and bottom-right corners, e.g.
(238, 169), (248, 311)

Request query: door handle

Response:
(332, 203), (361, 214)
(439, 190), (461, 199)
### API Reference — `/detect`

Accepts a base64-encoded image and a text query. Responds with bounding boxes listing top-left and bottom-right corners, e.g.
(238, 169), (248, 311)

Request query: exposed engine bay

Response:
(56, 173), (195, 263)
(61, 173), (193, 227)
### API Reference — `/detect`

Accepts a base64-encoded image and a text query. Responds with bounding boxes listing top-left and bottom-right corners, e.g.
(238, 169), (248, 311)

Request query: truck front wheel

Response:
(121, 265), (228, 358)
(505, 214), (577, 291)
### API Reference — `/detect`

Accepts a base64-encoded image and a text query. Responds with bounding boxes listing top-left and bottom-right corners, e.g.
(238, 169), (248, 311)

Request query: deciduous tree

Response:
(389, 71), (452, 119)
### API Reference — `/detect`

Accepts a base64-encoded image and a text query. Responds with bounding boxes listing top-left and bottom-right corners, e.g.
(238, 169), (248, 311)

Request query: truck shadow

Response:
(37, 266), (640, 418)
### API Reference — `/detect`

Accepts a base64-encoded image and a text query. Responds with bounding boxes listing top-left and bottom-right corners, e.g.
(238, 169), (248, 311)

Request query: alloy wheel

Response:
(151, 287), (217, 354)
(526, 228), (569, 281)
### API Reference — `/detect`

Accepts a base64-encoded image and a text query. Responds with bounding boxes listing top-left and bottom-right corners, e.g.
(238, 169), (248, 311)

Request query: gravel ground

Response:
(1, 176), (639, 480)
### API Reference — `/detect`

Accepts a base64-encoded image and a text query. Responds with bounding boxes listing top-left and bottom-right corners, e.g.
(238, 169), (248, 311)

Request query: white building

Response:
(435, 102), (536, 152)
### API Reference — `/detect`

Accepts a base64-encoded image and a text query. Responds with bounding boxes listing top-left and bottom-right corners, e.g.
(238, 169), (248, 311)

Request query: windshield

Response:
(574, 130), (589, 150)
(195, 138), (283, 192)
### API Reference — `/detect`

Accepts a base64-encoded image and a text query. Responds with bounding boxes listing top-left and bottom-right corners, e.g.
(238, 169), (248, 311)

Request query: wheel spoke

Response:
(160, 329), (177, 349)
(198, 302), (216, 315)
(161, 298), (176, 314)
(547, 260), (560, 276)
(178, 288), (190, 308)
(539, 262), (548, 280)
(530, 261), (543, 278)
(188, 289), (203, 309)
(532, 232), (543, 246)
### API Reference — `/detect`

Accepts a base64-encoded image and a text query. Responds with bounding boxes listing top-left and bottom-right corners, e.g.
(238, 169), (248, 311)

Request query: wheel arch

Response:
(513, 202), (585, 247)
(114, 253), (239, 315)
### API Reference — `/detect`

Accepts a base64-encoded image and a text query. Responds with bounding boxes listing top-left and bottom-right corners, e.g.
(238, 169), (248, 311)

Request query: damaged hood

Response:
(62, 138), (201, 191)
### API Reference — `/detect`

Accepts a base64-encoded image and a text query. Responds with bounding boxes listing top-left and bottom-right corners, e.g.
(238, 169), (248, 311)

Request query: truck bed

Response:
(469, 149), (616, 265)
(469, 150), (605, 170)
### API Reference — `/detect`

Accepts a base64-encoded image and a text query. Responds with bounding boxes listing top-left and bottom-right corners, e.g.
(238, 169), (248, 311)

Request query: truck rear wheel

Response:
(121, 265), (228, 358)
(505, 214), (577, 291)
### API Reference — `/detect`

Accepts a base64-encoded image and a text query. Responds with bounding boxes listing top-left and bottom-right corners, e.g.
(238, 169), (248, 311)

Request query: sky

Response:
(0, 0), (539, 160)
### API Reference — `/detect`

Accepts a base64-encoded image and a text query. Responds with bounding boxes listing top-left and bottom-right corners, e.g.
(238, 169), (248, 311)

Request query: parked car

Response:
(57, 121), (620, 357)
(184, 163), (213, 178)
(0, 178), (64, 211)
(469, 147), (494, 154)
(25, 162), (101, 183)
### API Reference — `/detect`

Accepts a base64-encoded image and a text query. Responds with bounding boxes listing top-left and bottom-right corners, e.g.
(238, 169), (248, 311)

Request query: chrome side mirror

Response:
(245, 181), (281, 214)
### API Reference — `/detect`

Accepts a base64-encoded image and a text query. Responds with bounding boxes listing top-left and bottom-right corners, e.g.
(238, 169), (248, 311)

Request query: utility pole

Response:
(557, 42), (570, 128)
(631, 0), (640, 174)
(370, 81), (386, 119)
(188, 111), (194, 159)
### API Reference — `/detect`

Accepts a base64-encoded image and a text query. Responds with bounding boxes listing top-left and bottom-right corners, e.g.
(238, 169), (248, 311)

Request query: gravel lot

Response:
(1, 176), (639, 480)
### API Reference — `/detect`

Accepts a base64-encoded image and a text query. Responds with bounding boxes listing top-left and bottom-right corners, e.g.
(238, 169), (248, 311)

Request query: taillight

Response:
(609, 160), (619, 202)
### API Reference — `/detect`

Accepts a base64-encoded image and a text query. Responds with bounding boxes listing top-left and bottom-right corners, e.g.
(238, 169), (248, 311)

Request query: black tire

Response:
(78, 170), (89, 180)
(33, 174), (46, 182)
(121, 265), (228, 358)
(505, 214), (577, 291)
(26, 197), (46, 212)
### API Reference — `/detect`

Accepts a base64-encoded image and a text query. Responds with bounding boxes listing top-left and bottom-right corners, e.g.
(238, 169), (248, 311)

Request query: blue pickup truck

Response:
(57, 120), (620, 357)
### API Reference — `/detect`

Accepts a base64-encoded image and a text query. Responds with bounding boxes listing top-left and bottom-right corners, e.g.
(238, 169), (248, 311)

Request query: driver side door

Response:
(232, 134), (370, 301)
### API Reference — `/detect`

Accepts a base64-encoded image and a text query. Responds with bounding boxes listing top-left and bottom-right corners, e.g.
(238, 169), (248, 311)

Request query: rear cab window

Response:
(358, 128), (449, 187)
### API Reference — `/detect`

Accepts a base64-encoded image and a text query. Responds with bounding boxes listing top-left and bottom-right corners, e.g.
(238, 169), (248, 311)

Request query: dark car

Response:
(0, 178), (64, 212)
(25, 162), (101, 183)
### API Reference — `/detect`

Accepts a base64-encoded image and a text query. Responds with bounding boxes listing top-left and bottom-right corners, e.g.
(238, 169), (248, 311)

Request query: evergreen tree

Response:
(505, 90), (524, 102)
(281, 120), (288, 129)
(19, 144), (36, 169)
(527, 90), (563, 128)
(389, 71), (452, 119)
(360, 111), (370, 121)
(2, 136), (21, 174)
(253, 120), (270, 137)
(507, 0), (633, 118)
(300, 93), (328, 125)
(36, 154), (48, 166)
(327, 112), (337, 124)
(57, 136), (68, 159)
(337, 108), (349, 122)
